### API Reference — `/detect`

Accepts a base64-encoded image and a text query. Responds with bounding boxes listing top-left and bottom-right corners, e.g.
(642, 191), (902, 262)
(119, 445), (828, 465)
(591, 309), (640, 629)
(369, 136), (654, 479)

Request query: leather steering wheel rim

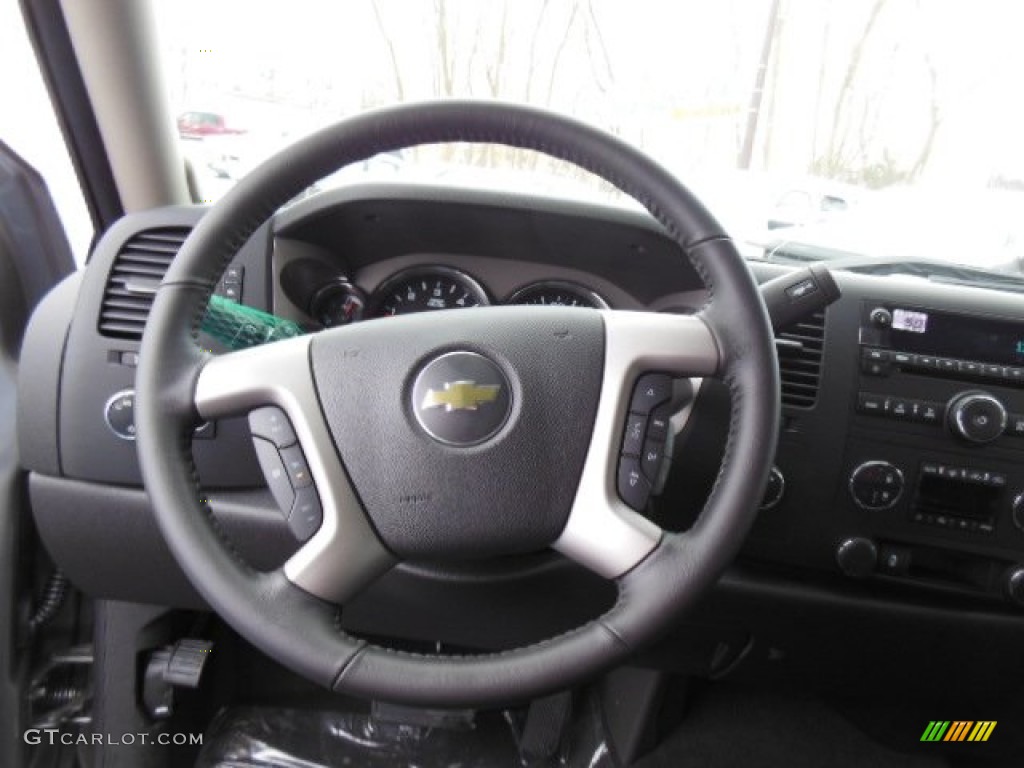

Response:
(135, 100), (779, 707)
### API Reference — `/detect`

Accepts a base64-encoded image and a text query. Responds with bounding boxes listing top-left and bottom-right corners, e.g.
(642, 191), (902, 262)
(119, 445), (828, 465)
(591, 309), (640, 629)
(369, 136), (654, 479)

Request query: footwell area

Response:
(191, 682), (1021, 768)
(196, 707), (524, 768)
(635, 684), (950, 768)
(194, 698), (615, 768)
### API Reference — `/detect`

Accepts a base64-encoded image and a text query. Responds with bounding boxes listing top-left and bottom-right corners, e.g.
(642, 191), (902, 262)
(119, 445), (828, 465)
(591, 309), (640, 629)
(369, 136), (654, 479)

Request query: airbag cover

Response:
(309, 306), (604, 559)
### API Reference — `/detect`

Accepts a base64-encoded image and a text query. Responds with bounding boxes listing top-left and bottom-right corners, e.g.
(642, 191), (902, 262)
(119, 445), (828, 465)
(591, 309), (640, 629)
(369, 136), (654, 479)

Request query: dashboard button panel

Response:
(860, 346), (1024, 387)
(250, 411), (322, 542)
(215, 264), (244, 302)
(617, 374), (673, 511)
(856, 391), (943, 424)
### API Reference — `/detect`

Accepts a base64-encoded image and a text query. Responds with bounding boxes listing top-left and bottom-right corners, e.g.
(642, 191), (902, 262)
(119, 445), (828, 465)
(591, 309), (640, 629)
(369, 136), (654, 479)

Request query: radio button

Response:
(984, 364), (1005, 379)
(914, 354), (937, 369)
(863, 348), (890, 362)
(938, 357), (957, 373)
(857, 392), (885, 414)
(861, 358), (891, 377)
(861, 348), (891, 376)
(888, 398), (910, 419)
(959, 361), (982, 376)
(1006, 414), (1024, 436)
(1007, 367), (1024, 383)
(893, 352), (913, 366)
(919, 402), (942, 423)
(966, 469), (987, 483)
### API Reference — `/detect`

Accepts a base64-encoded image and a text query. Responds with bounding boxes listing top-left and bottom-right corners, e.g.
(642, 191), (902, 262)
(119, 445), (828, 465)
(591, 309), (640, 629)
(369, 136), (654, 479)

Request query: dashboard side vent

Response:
(776, 310), (826, 408)
(98, 227), (191, 339)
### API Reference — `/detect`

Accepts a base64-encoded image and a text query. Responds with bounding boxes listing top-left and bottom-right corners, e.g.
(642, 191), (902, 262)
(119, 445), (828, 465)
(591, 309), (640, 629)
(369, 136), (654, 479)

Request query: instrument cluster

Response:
(305, 265), (610, 328)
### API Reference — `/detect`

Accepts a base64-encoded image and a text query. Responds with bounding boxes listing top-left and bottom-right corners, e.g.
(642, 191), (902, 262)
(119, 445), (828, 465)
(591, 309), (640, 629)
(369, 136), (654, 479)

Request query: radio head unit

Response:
(864, 305), (1024, 371)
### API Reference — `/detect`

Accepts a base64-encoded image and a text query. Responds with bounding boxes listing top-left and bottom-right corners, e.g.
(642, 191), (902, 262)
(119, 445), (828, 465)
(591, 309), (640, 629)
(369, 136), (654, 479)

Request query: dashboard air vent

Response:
(98, 227), (191, 339)
(776, 310), (826, 408)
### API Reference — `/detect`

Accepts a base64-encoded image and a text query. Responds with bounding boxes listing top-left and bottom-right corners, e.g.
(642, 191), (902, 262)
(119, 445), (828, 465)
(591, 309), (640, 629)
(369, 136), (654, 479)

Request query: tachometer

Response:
(506, 281), (609, 309)
(373, 267), (490, 316)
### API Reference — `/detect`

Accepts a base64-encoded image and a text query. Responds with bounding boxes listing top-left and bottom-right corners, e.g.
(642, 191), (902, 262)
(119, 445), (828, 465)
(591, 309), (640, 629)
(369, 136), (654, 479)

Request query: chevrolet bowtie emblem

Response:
(421, 380), (501, 412)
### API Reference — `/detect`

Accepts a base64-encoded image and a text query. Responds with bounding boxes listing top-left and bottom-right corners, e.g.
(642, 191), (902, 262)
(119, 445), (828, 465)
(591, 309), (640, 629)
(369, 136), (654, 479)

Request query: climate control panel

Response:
(848, 461), (904, 511)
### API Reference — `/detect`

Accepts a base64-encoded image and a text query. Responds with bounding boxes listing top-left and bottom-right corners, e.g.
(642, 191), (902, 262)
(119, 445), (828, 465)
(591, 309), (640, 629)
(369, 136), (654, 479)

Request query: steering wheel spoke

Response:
(194, 336), (394, 603)
(553, 311), (718, 577)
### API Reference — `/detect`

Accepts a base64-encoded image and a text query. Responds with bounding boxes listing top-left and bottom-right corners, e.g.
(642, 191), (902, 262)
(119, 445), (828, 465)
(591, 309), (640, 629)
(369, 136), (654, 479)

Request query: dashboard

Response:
(17, 181), (1024, 656)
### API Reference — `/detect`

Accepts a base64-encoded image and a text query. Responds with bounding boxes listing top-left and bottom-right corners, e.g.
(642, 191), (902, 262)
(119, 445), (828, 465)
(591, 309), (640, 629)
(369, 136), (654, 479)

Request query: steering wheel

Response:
(135, 101), (778, 707)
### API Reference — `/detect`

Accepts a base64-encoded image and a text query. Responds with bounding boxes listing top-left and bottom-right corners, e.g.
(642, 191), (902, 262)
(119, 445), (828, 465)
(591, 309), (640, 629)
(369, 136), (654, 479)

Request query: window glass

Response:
(0, 2), (94, 265)
(153, 0), (1024, 273)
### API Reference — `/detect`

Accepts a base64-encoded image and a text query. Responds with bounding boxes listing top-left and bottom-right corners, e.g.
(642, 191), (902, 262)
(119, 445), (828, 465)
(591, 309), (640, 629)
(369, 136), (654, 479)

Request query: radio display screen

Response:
(916, 475), (999, 522)
(890, 307), (1024, 366)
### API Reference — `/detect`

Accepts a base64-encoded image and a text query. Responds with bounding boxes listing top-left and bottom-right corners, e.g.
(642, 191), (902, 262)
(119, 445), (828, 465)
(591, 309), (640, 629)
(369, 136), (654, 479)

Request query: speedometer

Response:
(373, 267), (490, 316)
(506, 281), (609, 309)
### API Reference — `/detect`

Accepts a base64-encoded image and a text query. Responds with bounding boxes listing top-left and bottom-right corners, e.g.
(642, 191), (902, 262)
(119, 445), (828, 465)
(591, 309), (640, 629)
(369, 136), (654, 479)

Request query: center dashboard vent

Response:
(776, 310), (826, 408)
(98, 227), (191, 339)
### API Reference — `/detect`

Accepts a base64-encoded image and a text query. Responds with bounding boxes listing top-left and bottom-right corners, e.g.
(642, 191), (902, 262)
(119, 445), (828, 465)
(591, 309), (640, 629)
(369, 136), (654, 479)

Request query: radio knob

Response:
(869, 307), (892, 328)
(1006, 567), (1024, 606)
(948, 392), (1007, 444)
(849, 461), (903, 510)
(836, 537), (878, 578)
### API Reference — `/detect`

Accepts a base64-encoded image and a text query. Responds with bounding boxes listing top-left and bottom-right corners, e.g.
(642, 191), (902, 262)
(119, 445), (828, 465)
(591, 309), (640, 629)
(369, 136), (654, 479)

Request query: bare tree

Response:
(820, 0), (889, 174)
(738, 0), (782, 169)
(369, 0), (405, 101)
(906, 58), (942, 180)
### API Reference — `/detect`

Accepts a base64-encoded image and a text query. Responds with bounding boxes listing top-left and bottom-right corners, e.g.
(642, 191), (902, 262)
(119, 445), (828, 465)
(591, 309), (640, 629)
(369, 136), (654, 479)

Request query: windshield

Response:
(154, 0), (1024, 276)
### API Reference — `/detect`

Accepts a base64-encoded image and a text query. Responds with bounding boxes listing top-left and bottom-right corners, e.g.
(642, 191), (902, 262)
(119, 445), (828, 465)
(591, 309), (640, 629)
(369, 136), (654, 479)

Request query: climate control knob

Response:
(947, 391), (1007, 444)
(836, 537), (878, 578)
(1005, 567), (1024, 606)
(848, 461), (904, 510)
(760, 466), (785, 511)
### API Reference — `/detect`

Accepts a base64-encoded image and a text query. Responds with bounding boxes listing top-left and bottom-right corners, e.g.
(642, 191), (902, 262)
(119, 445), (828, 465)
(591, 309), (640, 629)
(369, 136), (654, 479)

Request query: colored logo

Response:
(411, 352), (512, 446)
(421, 381), (501, 412)
(920, 721), (996, 742)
